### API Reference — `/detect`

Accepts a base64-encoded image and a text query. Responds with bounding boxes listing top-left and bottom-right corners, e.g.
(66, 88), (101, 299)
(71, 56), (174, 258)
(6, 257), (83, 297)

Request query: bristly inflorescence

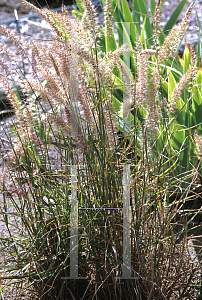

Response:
(104, 0), (114, 40)
(135, 49), (156, 108)
(170, 1), (195, 58)
(153, 0), (164, 50)
(22, 0), (64, 39)
(1, 0), (132, 168)
(135, 47), (162, 134)
(190, 43), (197, 67)
(194, 130), (202, 158)
(0, 0), (197, 168)
(157, 25), (176, 65)
(81, 0), (100, 37)
(168, 66), (196, 113)
(157, 1), (195, 65)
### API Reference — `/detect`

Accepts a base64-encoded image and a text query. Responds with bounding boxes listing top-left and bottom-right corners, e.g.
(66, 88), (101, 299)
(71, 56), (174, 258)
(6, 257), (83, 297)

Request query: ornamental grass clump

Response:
(0, 0), (201, 299)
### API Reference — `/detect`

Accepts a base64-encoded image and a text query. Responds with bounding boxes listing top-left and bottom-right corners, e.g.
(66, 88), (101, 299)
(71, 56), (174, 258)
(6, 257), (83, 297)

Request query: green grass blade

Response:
(150, 0), (156, 16)
(167, 68), (177, 100)
(132, 0), (141, 33)
(120, 0), (139, 48)
(133, 0), (154, 46)
(183, 40), (191, 74)
(105, 25), (117, 52)
(121, 0), (133, 22)
(74, 0), (85, 14)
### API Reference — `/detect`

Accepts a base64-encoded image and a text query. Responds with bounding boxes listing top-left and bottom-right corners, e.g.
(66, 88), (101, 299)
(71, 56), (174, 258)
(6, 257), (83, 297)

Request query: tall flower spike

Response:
(80, 10), (92, 48)
(104, 0), (114, 40)
(0, 56), (10, 79)
(0, 43), (15, 62)
(170, 0), (195, 58)
(146, 67), (161, 135)
(153, 0), (164, 50)
(157, 25), (176, 65)
(135, 52), (150, 109)
(104, 112), (115, 150)
(77, 78), (93, 124)
(57, 9), (73, 39)
(188, 43), (197, 92)
(190, 43), (197, 67)
(0, 24), (28, 59)
(22, 0), (63, 39)
(82, 0), (99, 37)
(194, 130), (202, 158)
(107, 44), (130, 70)
(135, 50), (156, 109)
(98, 44), (131, 89)
(58, 47), (71, 79)
(168, 67), (196, 113)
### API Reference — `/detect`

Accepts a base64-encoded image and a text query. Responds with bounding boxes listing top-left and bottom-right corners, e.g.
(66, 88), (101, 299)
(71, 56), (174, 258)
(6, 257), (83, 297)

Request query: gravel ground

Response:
(0, 0), (202, 299)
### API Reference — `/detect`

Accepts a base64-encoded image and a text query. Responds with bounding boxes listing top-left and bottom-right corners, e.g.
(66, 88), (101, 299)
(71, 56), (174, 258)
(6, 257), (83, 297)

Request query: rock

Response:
(0, 0), (21, 11)
(0, 0), (30, 15)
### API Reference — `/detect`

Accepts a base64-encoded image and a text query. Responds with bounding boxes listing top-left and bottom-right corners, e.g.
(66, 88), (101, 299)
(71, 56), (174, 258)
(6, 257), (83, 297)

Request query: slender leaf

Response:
(163, 0), (188, 35)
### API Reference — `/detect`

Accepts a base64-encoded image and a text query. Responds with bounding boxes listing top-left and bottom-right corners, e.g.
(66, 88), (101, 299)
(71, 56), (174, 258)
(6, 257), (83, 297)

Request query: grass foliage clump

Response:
(0, 0), (201, 299)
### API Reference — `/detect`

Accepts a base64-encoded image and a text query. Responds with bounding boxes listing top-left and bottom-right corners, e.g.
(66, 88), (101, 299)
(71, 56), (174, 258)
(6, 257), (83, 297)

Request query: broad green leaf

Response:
(112, 63), (122, 80)
(168, 69), (177, 100)
(135, 0), (153, 46)
(189, 111), (195, 129)
(183, 39), (191, 74)
(183, 89), (189, 110)
(178, 55), (184, 68)
(171, 125), (185, 150)
(197, 33), (202, 69)
(115, 22), (124, 47)
(175, 103), (186, 126)
(140, 18), (147, 47)
(119, 0), (139, 48)
(72, 9), (83, 21)
(130, 53), (137, 78)
(149, 61), (183, 77)
(128, 23), (139, 49)
(161, 80), (168, 95)
(150, 0), (156, 16)
(121, 0), (133, 22)
(97, 29), (106, 54)
(196, 67), (202, 95)
(163, 0), (188, 35)
(175, 97), (185, 111)
(118, 57), (135, 82)
(132, 1), (141, 33)
(74, 0), (85, 14)
(112, 95), (122, 113)
(192, 87), (202, 125)
(111, 73), (124, 91)
(105, 24), (117, 52)
(158, 26), (166, 46)
(109, 0), (123, 23)
(122, 22), (133, 48)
